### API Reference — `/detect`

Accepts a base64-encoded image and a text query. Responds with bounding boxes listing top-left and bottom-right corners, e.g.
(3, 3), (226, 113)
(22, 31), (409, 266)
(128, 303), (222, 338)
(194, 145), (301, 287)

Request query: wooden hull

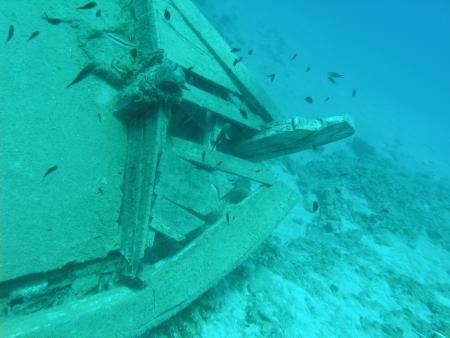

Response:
(3, 182), (296, 338)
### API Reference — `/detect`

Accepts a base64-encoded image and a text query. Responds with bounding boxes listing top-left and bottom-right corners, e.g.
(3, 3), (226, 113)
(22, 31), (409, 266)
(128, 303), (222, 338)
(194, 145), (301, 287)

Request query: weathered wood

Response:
(135, 0), (159, 55)
(154, 151), (221, 217)
(182, 84), (264, 131)
(3, 181), (297, 338)
(169, 0), (282, 122)
(119, 0), (172, 279)
(119, 106), (170, 278)
(168, 136), (275, 185)
(234, 115), (356, 161)
(153, 0), (239, 93)
(151, 197), (205, 241)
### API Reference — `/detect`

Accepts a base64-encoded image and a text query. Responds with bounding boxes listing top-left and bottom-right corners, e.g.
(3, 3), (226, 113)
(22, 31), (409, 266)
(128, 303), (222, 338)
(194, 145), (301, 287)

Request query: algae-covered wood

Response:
(3, 181), (297, 338)
(235, 115), (356, 161)
(169, 0), (282, 122)
(169, 136), (275, 185)
(182, 84), (265, 131)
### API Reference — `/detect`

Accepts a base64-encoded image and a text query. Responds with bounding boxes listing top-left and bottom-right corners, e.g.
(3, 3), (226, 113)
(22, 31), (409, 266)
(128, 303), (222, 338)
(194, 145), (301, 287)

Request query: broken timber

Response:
(235, 115), (356, 161)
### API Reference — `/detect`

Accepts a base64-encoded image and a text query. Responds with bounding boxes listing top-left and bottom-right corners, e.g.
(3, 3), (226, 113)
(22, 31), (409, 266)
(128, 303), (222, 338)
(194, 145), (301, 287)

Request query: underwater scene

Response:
(0, 0), (449, 337)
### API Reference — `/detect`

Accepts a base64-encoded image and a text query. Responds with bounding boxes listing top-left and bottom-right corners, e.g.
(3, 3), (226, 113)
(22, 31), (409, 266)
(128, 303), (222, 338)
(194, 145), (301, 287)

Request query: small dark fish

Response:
(96, 187), (104, 195)
(97, 113), (102, 122)
(27, 31), (40, 41)
(305, 67), (311, 72)
(352, 88), (356, 97)
(5, 25), (14, 44)
(130, 7), (137, 20)
(382, 208), (390, 213)
(42, 165), (58, 180)
(77, 2), (97, 10)
(305, 96), (313, 104)
(325, 96), (330, 101)
(255, 169), (261, 173)
(328, 71), (344, 78)
(201, 150), (206, 161)
(226, 212), (230, 224)
(130, 48), (138, 60)
(42, 12), (63, 25)
(291, 53), (297, 60)
(96, 9), (101, 17)
(239, 108), (248, 119)
(215, 161), (223, 167)
(248, 49), (253, 55)
(230, 47), (241, 53)
(312, 201), (319, 213)
(186, 66), (194, 71)
(164, 9), (171, 20)
(328, 77), (336, 84)
(267, 73), (276, 83)
(66, 62), (95, 88)
(211, 123), (232, 151)
(233, 57), (242, 67)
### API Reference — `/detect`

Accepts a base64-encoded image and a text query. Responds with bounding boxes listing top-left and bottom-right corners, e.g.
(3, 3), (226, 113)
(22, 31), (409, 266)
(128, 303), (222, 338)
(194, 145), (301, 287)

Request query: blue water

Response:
(195, 0), (450, 175)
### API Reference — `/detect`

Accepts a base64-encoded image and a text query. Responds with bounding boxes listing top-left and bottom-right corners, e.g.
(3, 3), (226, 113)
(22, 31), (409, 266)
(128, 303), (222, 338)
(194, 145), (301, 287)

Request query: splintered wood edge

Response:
(4, 181), (298, 337)
(168, 136), (276, 185)
(235, 115), (356, 160)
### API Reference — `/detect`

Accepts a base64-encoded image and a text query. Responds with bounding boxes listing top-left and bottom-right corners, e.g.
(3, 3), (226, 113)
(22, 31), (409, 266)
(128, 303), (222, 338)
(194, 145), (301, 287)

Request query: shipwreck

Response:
(0, 0), (354, 336)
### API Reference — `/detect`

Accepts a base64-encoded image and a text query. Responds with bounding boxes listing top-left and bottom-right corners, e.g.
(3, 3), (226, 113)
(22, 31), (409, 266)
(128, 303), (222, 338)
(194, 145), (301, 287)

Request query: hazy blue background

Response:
(195, 0), (450, 176)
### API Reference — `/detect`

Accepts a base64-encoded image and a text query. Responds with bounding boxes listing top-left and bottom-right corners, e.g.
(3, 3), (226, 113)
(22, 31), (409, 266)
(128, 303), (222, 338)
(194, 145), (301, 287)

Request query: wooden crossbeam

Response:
(168, 136), (275, 185)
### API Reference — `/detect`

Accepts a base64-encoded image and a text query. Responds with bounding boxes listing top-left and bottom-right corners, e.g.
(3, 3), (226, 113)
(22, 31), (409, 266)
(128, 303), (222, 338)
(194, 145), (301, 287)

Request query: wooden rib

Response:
(168, 136), (275, 185)
(182, 84), (264, 131)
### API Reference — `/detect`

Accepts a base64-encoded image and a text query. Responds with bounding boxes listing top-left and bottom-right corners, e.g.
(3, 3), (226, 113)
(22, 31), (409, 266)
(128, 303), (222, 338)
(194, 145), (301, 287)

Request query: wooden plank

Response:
(170, 0), (282, 122)
(235, 115), (356, 161)
(153, 0), (239, 93)
(168, 136), (275, 185)
(182, 84), (264, 131)
(119, 105), (170, 278)
(151, 197), (205, 241)
(155, 151), (221, 217)
(3, 181), (297, 338)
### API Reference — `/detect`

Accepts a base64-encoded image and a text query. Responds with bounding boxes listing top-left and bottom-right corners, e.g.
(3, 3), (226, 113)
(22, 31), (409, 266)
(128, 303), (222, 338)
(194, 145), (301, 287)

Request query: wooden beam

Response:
(151, 197), (205, 241)
(119, 105), (170, 278)
(153, 0), (239, 93)
(234, 115), (356, 161)
(182, 84), (264, 131)
(169, 0), (282, 122)
(168, 136), (275, 185)
(119, 0), (170, 279)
